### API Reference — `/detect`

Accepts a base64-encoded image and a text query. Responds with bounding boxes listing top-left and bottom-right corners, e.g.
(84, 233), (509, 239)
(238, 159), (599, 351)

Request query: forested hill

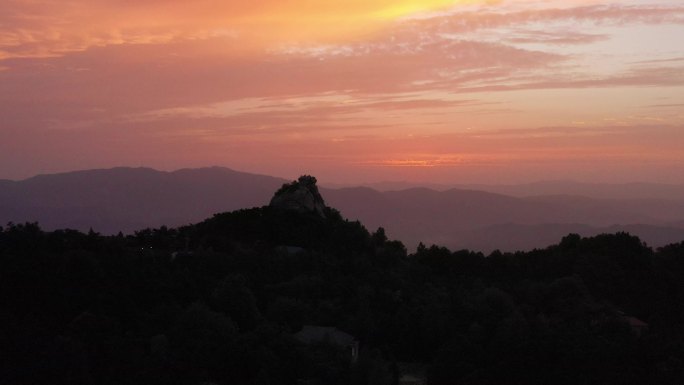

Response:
(2, 198), (684, 384)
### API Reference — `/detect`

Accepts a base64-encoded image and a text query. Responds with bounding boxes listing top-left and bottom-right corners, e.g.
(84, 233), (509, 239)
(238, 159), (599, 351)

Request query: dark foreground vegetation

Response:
(2, 205), (684, 384)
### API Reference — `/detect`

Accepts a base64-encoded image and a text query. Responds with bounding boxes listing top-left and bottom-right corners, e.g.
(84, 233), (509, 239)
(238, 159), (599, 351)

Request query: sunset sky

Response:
(2, 0), (683, 184)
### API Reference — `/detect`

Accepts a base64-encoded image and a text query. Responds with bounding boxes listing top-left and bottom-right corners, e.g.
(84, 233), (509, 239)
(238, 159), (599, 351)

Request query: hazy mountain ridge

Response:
(350, 180), (684, 201)
(475, 180), (684, 201)
(0, 167), (287, 233)
(2, 167), (684, 252)
(323, 187), (683, 252)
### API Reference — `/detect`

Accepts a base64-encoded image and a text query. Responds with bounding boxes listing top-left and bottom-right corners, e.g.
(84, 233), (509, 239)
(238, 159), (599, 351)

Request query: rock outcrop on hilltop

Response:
(269, 175), (327, 217)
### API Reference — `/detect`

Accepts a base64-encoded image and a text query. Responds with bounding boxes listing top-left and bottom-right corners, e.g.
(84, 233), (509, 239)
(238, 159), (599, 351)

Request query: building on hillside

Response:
(294, 325), (359, 363)
(398, 363), (427, 385)
(623, 315), (649, 336)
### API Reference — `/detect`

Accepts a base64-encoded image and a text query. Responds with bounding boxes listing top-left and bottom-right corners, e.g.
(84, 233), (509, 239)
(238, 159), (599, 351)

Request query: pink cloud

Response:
(404, 4), (684, 34)
(502, 30), (610, 45)
(1, 1), (683, 182)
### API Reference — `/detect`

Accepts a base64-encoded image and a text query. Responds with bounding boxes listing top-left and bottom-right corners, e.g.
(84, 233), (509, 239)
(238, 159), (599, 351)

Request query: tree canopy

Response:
(2, 207), (684, 384)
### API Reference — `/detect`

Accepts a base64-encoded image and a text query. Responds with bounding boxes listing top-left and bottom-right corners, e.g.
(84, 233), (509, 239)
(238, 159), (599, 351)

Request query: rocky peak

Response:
(269, 175), (327, 217)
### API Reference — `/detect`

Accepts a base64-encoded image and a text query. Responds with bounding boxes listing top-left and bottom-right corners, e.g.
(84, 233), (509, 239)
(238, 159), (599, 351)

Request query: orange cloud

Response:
(0, 0), (462, 60)
(2, 0), (683, 183)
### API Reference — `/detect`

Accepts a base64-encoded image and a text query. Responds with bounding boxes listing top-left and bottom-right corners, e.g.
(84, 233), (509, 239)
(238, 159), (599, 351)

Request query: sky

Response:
(1, 0), (683, 184)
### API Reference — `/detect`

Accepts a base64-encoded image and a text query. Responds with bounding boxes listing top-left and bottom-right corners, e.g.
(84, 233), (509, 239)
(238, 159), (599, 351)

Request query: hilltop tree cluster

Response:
(2, 202), (684, 384)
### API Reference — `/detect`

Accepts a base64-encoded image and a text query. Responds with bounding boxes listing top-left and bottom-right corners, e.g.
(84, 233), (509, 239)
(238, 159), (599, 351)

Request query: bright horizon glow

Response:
(1, 0), (683, 184)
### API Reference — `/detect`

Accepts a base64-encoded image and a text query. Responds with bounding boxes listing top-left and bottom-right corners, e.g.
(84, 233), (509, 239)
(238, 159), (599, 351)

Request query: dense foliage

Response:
(2, 206), (684, 385)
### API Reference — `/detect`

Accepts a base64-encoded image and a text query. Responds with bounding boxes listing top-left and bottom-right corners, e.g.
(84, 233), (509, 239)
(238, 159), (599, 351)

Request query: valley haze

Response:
(3, 166), (684, 253)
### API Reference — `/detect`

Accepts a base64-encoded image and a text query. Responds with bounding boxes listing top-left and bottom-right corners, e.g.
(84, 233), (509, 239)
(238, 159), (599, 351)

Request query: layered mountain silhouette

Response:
(349, 180), (684, 201)
(2, 167), (684, 252)
(0, 167), (286, 233)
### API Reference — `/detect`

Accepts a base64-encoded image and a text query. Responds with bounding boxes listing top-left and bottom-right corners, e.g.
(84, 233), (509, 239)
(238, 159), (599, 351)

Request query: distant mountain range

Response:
(0, 167), (286, 234)
(2, 167), (684, 252)
(330, 180), (684, 201)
